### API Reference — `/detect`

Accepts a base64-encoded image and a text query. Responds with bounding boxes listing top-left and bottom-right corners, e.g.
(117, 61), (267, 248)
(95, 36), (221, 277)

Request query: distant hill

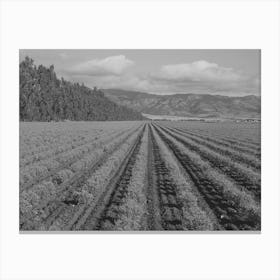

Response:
(20, 57), (144, 121)
(103, 89), (261, 119)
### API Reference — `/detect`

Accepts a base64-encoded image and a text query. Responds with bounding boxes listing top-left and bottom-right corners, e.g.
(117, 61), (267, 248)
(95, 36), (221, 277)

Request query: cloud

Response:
(152, 60), (243, 83)
(70, 73), (154, 92)
(63, 58), (259, 96)
(143, 60), (259, 95)
(69, 55), (134, 76)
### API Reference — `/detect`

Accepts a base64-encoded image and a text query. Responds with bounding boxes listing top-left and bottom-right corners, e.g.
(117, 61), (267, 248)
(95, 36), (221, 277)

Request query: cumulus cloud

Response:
(152, 60), (243, 83)
(69, 55), (134, 76)
(64, 58), (259, 96)
(141, 60), (260, 95)
(71, 74), (153, 92)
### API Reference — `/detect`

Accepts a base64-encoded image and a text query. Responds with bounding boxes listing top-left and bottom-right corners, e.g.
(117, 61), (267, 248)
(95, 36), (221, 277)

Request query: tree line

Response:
(20, 57), (144, 121)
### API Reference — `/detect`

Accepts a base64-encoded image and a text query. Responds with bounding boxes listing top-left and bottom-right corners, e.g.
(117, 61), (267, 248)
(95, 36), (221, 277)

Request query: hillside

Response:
(20, 57), (144, 121)
(103, 89), (261, 119)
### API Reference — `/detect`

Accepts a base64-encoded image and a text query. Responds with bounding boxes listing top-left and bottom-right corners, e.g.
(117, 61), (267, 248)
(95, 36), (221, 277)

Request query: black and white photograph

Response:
(19, 49), (261, 231)
(2, 1), (280, 279)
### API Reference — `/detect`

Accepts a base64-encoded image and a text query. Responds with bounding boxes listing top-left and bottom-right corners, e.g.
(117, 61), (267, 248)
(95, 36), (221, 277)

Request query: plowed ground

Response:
(19, 121), (261, 231)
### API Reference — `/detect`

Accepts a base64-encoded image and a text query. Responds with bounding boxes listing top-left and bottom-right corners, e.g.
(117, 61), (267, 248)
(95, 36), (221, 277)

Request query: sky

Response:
(19, 49), (260, 96)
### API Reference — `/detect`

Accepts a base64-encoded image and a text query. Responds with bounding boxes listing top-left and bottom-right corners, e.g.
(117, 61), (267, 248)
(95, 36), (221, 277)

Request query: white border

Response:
(1, 1), (280, 279)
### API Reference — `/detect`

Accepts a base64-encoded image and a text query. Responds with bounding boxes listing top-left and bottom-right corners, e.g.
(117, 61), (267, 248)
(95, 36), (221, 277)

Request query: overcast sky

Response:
(19, 49), (260, 96)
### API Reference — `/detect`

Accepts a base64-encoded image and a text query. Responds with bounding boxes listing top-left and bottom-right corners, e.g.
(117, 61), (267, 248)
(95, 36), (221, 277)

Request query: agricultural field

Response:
(19, 120), (261, 231)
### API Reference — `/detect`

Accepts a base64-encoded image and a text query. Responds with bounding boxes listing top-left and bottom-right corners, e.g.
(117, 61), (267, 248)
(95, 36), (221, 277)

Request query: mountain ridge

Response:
(102, 88), (261, 119)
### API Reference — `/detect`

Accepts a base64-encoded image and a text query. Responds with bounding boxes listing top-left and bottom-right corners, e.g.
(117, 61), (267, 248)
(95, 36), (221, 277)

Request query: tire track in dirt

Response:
(67, 125), (146, 231)
(146, 124), (184, 230)
(153, 124), (260, 230)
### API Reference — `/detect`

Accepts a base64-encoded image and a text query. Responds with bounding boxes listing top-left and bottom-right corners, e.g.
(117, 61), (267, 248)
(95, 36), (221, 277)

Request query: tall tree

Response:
(19, 57), (144, 121)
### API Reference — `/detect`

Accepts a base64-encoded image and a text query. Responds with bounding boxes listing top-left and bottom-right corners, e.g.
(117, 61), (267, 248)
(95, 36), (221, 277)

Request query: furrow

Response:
(153, 123), (260, 230)
(72, 125), (146, 231)
(156, 125), (261, 200)
(147, 124), (185, 230)
(20, 124), (144, 230)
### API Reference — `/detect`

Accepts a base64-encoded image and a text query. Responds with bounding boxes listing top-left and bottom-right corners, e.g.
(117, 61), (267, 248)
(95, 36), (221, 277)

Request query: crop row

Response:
(187, 127), (260, 148)
(20, 124), (144, 230)
(163, 121), (260, 149)
(159, 125), (260, 171)
(156, 125), (261, 200)
(82, 126), (146, 230)
(150, 125), (218, 230)
(20, 128), (120, 167)
(20, 122), (141, 158)
(153, 124), (261, 230)
(20, 125), (140, 190)
(20, 129), (99, 159)
(163, 125), (260, 158)
(63, 125), (145, 231)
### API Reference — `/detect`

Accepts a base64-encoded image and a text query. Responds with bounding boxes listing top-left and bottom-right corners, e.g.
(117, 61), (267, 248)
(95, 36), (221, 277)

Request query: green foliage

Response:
(19, 57), (144, 121)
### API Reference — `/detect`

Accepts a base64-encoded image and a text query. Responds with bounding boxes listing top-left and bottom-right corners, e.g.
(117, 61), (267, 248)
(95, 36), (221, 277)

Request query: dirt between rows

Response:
(22, 122), (260, 231)
(146, 126), (185, 230)
(20, 125), (144, 230)
(158, 125), (261, 201)
(153, 124), (260, 231)
(169, 126), (261, 158)
(75, 125), (146, 230)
